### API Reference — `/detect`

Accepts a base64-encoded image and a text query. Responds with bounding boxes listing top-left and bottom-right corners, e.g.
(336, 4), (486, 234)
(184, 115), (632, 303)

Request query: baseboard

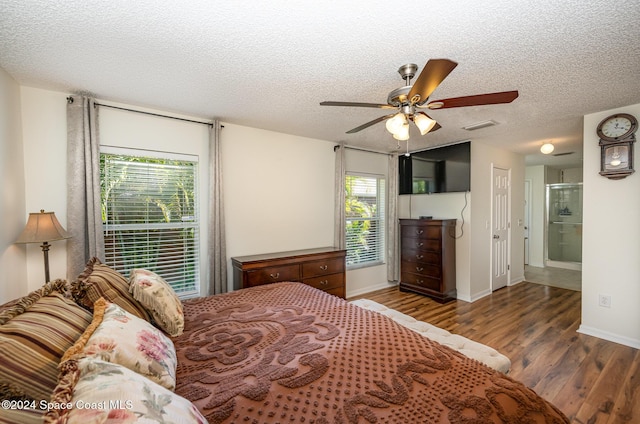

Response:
(346, 281), (398, 299)
(577, 325), (640, 349)
(510, 276), (525, 285)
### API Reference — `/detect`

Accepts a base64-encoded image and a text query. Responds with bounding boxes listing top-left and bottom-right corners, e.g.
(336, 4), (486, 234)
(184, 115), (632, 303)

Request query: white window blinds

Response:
(100, 151), (200, 296)
(345, 174), (385, 267)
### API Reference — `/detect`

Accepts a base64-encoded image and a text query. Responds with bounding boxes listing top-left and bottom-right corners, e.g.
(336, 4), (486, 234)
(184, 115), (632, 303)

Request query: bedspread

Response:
(174, 282), (568, 423)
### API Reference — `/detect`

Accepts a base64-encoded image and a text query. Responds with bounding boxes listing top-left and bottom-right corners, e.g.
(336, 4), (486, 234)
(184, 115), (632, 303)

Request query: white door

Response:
(492, 167), (510, 290)
(524, 179), (531, 265)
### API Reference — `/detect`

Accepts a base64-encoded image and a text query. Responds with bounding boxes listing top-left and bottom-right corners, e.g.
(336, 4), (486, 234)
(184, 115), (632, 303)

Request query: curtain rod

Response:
(96, 102), (215, 127)
(67, 96), (216, 127)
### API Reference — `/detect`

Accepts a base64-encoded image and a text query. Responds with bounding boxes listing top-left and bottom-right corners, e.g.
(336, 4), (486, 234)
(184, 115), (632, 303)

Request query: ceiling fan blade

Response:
(320, 101), (396, 109)
(346, 114), (396, 134)
(425, 90), (519, 109)
(408, 59), (458, 105)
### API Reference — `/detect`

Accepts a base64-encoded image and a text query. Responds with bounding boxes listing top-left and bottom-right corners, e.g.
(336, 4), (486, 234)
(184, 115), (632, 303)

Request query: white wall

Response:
(221, 123), (335, 291)
(469, 141), (525, 299)
(580, 103), (640, 348)
(344, 148), (393, 297)
(20, 87), (69, 292)
(0, 67), (27, 303)
(397, 141), (525, 302)
(525, 165), (546, 267)
(17, 87), (337, 296)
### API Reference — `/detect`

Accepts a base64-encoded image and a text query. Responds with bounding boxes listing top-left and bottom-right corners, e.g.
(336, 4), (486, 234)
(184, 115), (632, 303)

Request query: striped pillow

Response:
(0, 289), (92, 401)
(72, 257), (151, 321)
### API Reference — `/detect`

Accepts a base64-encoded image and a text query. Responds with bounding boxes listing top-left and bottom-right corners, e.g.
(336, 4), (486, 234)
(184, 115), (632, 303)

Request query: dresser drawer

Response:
(246, 265), (299, 286)
(302, 258), (345, 278)
(401, 261), (441, 279)
(401, 237), (441, 252)
(401, 247), (440, 265)
(401, 272), (440, 292)
(302, 273), (343, 291)
(401, 224), (442, 240)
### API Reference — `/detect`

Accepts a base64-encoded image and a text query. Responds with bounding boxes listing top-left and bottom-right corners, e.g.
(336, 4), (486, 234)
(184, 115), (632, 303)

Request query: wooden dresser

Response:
(231, 247), (346, 298)
(399, 219), (456, 302)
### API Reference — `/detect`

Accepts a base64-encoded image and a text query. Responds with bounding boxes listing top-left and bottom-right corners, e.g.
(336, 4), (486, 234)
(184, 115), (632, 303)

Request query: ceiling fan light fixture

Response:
(414, 114), (437, 135)
(540, 142), (555, 154)
(386, 113), (407, 134)
(393, 124), (410, 140)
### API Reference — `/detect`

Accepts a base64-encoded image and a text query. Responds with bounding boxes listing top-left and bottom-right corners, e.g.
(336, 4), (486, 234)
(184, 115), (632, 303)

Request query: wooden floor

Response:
(349, 282), (639, 424)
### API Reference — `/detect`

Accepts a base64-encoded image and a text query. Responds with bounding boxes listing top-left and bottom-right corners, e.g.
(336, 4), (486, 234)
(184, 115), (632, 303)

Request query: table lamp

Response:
(15, 210), (71, 282)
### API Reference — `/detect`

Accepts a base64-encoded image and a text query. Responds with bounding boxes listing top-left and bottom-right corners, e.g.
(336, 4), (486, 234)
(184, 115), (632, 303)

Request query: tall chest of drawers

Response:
(231, 247), (346, 298)
(399, 219), (456, 302)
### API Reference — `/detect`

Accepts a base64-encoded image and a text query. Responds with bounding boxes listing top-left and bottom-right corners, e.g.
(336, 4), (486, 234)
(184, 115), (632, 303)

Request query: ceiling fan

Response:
(320, 59), (519, 140)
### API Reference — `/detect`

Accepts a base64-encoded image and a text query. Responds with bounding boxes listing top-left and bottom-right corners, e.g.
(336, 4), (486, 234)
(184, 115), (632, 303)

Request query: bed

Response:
(0, 259), (568, 423)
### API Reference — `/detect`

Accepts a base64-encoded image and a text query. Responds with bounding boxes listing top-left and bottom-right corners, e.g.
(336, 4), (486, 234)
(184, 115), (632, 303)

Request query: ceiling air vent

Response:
(553, 152), (574, 157)
(462, 120), (497, 131)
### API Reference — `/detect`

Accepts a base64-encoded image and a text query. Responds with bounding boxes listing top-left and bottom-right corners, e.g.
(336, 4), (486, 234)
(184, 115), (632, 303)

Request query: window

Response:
(100, 149), (200, 297)
(345, 174), (385, 268)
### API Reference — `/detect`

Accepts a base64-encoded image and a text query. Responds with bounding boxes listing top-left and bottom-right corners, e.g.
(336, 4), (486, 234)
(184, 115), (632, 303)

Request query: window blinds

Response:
(101, 153), (200, 296)
(345, 175), (385, 267)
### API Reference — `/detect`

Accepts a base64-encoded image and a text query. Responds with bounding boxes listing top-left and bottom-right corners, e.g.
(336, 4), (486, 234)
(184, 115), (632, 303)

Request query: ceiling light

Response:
(413, 114), (437, 135)
(540, 142), (555, 154)
(386, 113), (407, 135)
(392, 123), (410, 140)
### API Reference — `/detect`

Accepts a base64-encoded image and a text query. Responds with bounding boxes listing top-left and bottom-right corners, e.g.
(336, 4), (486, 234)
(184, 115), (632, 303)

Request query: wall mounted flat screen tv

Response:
(399, 141), (471, 194)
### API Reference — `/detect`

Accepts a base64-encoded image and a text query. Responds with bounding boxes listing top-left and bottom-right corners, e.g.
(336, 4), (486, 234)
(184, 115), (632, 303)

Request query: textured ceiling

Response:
(2, 1), (640, 166)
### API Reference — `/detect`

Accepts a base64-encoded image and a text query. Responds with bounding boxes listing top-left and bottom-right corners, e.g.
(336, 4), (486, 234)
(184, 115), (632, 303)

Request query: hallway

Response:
(525, 265), (581, 291)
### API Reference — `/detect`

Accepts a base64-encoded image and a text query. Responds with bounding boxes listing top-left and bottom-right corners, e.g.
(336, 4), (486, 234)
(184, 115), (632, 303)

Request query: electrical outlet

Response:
(599, 294), (611, 308)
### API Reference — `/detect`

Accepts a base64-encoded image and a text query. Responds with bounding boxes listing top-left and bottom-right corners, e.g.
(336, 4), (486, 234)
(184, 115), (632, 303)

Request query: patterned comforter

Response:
(173, 282), (568, 423)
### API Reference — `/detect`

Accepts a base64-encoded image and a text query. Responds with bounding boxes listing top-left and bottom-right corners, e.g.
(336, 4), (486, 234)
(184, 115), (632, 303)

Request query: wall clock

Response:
(597, 113), (636, 180)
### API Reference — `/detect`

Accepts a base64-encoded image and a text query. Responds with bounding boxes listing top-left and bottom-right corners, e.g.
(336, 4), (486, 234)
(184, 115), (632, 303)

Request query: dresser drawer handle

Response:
(417, 279), (424, 284)
(320, 280), (329, 285)
(417, 242), (424, 247)
(319, 265), (329, 271)
(416, 255), (424, 260)
(416, 267), (424, 272)
(269, 273), (280, 279)
(416, 230), (424, 235)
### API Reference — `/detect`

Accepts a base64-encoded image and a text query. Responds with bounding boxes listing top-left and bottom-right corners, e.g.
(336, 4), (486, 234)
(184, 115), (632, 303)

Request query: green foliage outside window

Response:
(100, 153), (199, 294)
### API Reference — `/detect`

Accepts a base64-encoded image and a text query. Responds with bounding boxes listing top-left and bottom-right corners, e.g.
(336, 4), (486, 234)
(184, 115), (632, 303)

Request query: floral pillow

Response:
(64, 297), (177, 390)
(129, 269), (184, 337)
(43, 357), (206, 424)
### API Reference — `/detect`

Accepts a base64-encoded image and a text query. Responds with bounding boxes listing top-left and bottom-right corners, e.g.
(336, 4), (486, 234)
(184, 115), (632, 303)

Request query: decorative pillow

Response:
(129, 269), (184, 337)
(72, 257), (151, 321)
(64, 298), (177, 390)
(0, 282), (92, 401)
(43, 358), (206, 424)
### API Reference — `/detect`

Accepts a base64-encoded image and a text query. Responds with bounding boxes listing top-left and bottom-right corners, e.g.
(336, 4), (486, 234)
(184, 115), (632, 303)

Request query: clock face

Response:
(602, 116), (632, 138)
(598, 113), (637, 140)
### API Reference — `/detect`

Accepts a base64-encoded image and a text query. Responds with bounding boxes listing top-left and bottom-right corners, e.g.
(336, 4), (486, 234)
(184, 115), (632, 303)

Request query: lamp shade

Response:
(413, 113), (437, 135)
(392, 123), (410, 140)
(15, 210), (70, 244)
(386, 113), (408, 135)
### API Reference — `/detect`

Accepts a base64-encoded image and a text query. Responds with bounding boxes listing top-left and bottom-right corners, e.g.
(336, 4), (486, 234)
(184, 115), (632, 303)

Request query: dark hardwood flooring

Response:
(349, 282), (639, 423)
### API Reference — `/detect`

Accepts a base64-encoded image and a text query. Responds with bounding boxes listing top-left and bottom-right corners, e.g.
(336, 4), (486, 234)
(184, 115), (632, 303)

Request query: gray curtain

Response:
(66, 95), (105, 280)
(386, 153), (400, 282)
(334, 142), (346, 249)
(208, 121), (228, 294)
